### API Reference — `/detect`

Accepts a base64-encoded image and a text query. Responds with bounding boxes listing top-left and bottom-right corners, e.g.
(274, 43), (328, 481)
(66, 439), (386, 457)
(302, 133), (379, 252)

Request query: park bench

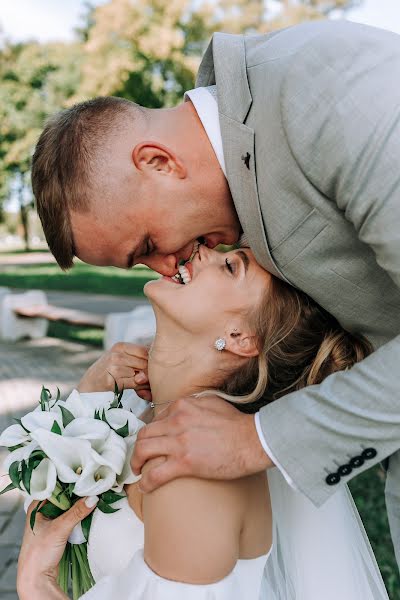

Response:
(0, 288), (155, 349)
(0, 288), (105, 342)
(14, 304), (105, 329)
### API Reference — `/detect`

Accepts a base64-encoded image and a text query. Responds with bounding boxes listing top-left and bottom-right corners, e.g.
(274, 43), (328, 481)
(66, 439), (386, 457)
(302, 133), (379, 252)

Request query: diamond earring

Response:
(214, 338), (226, 351)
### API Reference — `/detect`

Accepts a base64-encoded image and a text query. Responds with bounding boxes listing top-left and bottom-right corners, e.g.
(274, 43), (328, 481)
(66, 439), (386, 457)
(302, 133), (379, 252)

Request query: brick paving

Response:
(0, 338), (102, 599)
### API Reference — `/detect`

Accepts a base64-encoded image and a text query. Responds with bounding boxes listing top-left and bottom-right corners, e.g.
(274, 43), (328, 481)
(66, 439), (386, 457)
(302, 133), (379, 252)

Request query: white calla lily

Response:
(68, 523), (86, 545)
(21, 411), (62, 434)
(3, 440), (39, 472)
(0, 423), (30, 448)
(106, 409), (142, 436)
(30, 428), (94, 483)
(114, 435), (141, 491)
(29, 458), (57, 500)
(74, 462), (116, 496)
(91, 430), (127, 475)
(64, 389), (113, 419)
(63, 418), (110, 452)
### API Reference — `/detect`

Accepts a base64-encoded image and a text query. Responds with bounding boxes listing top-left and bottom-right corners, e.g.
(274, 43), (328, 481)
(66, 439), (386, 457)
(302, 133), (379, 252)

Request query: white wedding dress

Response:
(82, 496), (270, 599)
(79, 397), (390, 600)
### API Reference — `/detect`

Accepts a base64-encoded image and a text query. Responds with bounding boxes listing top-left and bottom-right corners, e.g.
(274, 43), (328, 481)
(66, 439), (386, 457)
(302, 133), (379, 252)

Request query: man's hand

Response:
(131, 396), (274, 493)
(78, 342), (151, 401)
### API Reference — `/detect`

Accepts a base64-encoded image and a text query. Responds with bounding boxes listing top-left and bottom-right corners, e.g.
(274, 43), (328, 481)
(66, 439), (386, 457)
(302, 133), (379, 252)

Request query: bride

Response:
(17, 245), (389, 599)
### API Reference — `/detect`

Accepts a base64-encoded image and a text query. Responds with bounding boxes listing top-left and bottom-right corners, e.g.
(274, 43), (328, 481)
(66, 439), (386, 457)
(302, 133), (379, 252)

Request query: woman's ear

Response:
(225, 328), (259, 358)
(132, 142), (186, 178)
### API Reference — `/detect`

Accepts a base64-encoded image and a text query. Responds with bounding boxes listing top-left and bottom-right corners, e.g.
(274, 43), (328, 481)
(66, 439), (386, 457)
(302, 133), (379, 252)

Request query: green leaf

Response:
(0, 482), (16, 496)
(101, 490), (125, 505)
(9, 461), (22, 490)
(59, 405), (75, 428)
(7, 444), (24, 452)
(13, 418), (30, 433)
(28, 450), (45, 471)
(97, 498), (121, 514)
(30, 500), (45, 531)
(114, 420), (129, 438)
(81, 512), (94, 542)
(51, 420), (62, 435)
(39, 502), (64, 519)
(21, 461), (32, 494)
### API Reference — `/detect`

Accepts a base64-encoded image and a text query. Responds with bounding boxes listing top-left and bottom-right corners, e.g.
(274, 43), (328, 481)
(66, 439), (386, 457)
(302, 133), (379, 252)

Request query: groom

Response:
(32, 20), (400, 563)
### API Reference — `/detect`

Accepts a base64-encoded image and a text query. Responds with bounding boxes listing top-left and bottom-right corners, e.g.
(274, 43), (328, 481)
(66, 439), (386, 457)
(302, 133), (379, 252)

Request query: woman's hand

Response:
(17, 497), (98, 600)
(78, 343), (151, 401)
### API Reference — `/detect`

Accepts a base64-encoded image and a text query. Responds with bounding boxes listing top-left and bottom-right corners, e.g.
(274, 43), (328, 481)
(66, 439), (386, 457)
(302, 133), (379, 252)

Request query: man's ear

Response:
(132, 142), (186, 178)
(225, 328), (260, 358)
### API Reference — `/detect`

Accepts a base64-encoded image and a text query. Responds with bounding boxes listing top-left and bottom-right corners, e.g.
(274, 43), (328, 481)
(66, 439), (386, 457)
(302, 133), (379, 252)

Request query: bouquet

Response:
(0, 385), (143, 599)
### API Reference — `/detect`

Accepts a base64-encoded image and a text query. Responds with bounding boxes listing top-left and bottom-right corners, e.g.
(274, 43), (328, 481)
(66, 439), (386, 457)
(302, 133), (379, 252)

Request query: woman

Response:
(17, 245), (389, 599)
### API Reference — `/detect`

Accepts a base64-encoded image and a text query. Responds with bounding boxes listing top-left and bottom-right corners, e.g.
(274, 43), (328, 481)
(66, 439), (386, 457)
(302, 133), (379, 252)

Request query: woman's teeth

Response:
(171, 240), (200, 284)
(178, 264), (192, 284)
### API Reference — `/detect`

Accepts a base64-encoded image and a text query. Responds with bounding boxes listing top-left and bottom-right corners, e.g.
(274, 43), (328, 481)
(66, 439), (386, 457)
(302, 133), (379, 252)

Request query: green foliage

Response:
(350, 466), (400, 599)
(0, 260), (158, 295)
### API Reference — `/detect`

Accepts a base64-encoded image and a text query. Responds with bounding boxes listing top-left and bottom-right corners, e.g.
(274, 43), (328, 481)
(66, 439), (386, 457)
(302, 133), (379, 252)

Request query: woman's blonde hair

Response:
(198, 277), (372, 414)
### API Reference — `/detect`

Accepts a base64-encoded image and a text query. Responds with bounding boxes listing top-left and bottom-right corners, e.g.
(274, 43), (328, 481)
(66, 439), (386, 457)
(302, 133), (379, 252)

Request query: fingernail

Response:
(85, 495), (99, 508)
(135, 372), (146, 383)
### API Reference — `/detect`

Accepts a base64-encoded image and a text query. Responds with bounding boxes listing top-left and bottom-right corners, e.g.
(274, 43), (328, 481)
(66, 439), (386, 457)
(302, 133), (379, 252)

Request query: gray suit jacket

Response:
(196, 20), (400, 514)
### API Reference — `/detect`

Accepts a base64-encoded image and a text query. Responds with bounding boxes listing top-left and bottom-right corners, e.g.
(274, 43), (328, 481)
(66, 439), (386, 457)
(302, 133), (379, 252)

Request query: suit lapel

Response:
(197, 33), (289, 282)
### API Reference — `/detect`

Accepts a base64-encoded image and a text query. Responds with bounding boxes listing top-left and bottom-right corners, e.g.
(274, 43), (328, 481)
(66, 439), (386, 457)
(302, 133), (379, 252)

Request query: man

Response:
(32, 20), (400, 563)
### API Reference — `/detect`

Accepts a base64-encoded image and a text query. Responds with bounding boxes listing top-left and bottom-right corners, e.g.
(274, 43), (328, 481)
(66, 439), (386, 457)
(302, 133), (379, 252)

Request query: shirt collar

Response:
(184, 86), (227, 177)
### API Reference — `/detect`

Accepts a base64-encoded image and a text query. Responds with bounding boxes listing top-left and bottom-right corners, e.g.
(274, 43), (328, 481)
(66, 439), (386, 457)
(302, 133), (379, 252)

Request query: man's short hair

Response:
(32, 96), (141, 270)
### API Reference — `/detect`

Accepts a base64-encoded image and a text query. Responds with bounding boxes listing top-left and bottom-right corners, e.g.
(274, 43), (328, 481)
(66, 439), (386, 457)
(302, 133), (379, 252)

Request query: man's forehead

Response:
(70, 209), (141, 267)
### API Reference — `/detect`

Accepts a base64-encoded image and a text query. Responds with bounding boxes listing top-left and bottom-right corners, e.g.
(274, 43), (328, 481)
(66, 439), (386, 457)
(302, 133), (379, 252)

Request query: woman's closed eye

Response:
(225, 257), (235, 274)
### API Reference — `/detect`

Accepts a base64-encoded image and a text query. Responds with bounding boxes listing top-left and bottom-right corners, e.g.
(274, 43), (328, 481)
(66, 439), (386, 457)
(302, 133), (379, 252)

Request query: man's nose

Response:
(145, 254), (179, 277)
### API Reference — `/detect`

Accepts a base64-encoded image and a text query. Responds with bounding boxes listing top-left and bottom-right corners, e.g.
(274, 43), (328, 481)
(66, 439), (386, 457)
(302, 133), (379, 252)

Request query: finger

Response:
(134, 371), (148, 384)
(136, 389), (152, 402)
(117, 377), (150, 391)
(117, 356), (148, 371)
(114, 343), (149, 359)
(138, 459), (186, 493)
(51, 497), (99, 541)
(131, 436), (180, 475)
(136, 415), (177, 442)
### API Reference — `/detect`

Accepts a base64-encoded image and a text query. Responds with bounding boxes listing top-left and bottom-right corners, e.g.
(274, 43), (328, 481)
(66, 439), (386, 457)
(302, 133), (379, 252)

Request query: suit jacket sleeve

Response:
(258, 23), (400, 506)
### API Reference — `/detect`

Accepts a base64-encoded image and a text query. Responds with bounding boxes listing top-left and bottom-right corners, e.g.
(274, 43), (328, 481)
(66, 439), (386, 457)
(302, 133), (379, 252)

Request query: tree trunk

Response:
(20, 202), (30, 251)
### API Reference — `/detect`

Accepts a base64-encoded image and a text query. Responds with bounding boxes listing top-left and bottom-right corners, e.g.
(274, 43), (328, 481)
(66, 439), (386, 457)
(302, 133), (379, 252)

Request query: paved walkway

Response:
(45, 290), (148, 315)
(0, 338), (103, 599)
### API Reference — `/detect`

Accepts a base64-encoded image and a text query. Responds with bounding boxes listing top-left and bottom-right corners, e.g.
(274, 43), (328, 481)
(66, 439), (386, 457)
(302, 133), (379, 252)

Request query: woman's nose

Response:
(198, 243), (216, 262)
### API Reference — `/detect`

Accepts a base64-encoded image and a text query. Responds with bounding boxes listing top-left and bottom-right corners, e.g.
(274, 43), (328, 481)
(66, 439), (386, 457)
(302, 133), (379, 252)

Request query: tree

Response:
(75, 0), (360, 106)
(0, 40), (81, 247)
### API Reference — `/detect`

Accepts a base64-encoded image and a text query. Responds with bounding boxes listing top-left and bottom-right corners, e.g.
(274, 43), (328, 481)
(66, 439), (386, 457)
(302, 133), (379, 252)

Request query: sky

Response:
(1, 0), (400, 43)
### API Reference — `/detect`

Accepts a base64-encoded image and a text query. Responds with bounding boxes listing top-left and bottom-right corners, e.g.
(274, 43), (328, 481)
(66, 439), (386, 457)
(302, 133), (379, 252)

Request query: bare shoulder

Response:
(142, 458), (245, 584)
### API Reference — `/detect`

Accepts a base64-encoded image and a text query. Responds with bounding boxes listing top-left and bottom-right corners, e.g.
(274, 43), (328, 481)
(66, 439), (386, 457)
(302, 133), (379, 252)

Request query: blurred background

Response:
(0, 1), (400, 598)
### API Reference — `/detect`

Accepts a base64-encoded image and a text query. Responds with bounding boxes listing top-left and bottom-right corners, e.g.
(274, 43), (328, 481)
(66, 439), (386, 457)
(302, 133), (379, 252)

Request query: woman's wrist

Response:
(18, 576), (69, 600)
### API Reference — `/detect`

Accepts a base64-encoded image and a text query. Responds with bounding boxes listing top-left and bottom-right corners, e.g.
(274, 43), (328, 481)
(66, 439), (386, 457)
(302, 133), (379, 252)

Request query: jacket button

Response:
(349, 456), (364, 468)
(326, 473), (341, 486)
(338, 464), (352, 477)
(362, 448), (377, 460)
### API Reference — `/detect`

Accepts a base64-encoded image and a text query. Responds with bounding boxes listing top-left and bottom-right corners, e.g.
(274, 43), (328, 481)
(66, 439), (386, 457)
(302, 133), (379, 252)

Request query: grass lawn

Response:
(350, 467), (400, 599)
(0, 261), (159, 296)
(48, 321), (104, 347)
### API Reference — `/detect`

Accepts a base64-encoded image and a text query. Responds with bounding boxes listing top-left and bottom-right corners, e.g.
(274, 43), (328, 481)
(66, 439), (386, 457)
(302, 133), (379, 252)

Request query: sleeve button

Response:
(325, 473), (341, 486)
(362, 448), (377, 460)
(349, 456), (364, 468)
(338, 464), (352, 477)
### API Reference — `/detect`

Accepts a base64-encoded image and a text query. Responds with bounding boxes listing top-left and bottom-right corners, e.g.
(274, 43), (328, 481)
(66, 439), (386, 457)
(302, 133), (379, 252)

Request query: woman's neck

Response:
(148, 328), (225, 416)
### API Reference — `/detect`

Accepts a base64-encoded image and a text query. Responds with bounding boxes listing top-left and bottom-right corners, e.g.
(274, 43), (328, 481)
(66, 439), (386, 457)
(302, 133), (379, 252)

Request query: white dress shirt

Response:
(184, 86), (296, 489)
